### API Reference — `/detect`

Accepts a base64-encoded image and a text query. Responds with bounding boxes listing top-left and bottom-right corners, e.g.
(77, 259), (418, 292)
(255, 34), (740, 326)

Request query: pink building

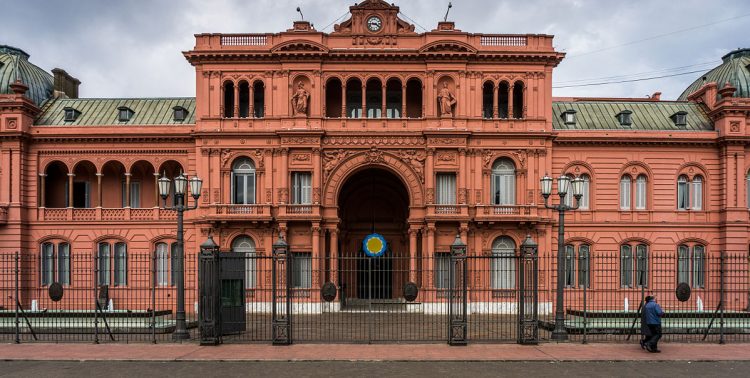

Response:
(1, 0), (749, 342)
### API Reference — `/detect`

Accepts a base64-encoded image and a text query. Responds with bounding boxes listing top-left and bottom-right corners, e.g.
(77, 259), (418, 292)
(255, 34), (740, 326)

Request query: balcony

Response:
(207, 204), (273, 223)
(474, 205), (538, 223)
(39, 207), (177, 222)
(277, 204), (320, 220)
(426, 204), (470, 220)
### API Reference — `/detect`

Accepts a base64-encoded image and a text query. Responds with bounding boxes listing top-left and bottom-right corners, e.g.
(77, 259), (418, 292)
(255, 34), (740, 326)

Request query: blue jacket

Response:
(643, 300), (665, 325)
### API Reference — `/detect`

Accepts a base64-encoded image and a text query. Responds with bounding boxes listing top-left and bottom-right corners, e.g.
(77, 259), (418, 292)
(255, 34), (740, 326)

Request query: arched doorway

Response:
(338, 168), (410, 301)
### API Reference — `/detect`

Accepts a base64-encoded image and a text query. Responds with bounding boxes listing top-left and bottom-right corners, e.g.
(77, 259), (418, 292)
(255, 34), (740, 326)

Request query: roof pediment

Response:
(419, 40), (478, 56)
(271, 40), (330, 55)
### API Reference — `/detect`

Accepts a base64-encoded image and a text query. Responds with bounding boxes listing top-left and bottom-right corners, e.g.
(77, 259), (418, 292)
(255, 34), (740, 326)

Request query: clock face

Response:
(367, 16), (382, 32)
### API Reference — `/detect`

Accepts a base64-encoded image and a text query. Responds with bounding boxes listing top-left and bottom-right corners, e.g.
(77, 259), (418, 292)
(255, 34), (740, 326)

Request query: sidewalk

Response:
(1, 343), (748, 362)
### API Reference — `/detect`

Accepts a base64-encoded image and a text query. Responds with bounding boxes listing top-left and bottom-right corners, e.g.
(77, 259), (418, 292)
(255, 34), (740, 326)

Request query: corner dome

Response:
(0, 45), (54, 105)
(678, 48), (750, 101)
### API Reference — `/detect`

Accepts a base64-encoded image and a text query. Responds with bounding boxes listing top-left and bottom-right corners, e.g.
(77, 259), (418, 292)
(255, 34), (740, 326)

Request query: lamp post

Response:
(159, 172), (203, 340)
(540, 174), (583, 341)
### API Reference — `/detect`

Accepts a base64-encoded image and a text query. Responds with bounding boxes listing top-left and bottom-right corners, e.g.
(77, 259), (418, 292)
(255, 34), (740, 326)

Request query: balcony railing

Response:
(427, 204), (469, 218)
(475, 205), (535, 219)
(480, 35), (528, 46)
(220, 34), (267, 46)
(40, 207), (177, 222)
(213, 204), (269, 215)
(287, 205), (313, 215)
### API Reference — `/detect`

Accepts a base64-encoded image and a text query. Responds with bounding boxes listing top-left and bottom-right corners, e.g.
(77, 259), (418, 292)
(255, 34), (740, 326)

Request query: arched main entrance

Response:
(338, 168), (410, 301)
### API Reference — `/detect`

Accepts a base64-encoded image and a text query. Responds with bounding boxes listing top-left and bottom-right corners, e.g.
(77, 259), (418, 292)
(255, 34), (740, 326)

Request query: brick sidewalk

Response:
(0, 343), (748, 362)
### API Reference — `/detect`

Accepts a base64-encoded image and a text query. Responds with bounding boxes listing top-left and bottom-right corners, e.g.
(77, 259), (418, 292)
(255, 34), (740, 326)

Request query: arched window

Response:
(346, 78), (363, 118)
(232, 158), (256, 205)
(512, 81), (524, 119)
(677, 175), (689, 210)
(620, 244), (633, 288)
(482, 82), (494, 119)
(325, 78), (343, 118)
(97, 242), (111, 286)
(223, 81), (235, 118)
(564, 243), (591, 288)
(491, 237), (516, 289)
(578, 244), (590, 288)
(498, 81), (509, 119)
(253, 81), (265, 118)
(491, 159), (515, 205)
(238, 81), (250, 118)
(114, 242), (127, 286)
(620, 176), (632, 210)
(97, 241), (128, 287)
(232, 236), (257, 289)
(635, 175), (647, 210)
(678, 244), (705, 288)
(40, 242), (66, 286)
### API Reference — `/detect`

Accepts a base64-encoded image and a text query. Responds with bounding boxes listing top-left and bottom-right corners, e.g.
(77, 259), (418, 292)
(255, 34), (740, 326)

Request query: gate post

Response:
(449, 234), (468, 345)
(518, 234), (539, 344)
(198, 236), (222, 345)
(272, 233), (292, 345)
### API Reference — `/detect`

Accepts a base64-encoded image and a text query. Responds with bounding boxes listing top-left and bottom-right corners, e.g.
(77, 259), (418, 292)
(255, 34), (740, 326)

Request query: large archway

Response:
(338, 168), (410, 300)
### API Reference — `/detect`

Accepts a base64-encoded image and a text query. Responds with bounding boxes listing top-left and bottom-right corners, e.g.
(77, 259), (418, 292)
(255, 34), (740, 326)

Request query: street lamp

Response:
(159, 172), (202, 340)
(541, 174), (583, 341)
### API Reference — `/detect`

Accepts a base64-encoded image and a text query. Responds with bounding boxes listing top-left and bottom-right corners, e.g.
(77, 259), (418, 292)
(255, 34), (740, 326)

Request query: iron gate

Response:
(199, 250), (539, 344)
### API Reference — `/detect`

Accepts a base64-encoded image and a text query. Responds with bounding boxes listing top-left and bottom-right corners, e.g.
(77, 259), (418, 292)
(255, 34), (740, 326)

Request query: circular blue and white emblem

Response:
(362, 233), (387, 257)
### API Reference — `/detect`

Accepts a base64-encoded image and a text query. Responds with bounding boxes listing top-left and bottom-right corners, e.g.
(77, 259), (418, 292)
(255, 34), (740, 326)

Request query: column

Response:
(312, 148), (321, 204)
(39, 174), (47, 207)
(96, 173), (104, 208)
(280, 148), (289, 203)
(233, 83), (239, 118)
(153, 172), (160, 207)
(312, 223), (321, 287)
(492, 84), (499, 119)
(459, 149), (467, 204)
(421, 227), (429, 288)
(381, 82), (386, 118)
(249, 85), (255, 118)
(426, 149), (435, 204)
(361, 83), (366, 118)
(426, 224), (436, 289)
(67, 173), (74, 207)
(341, 83), (347, 118)
(409, 227), (418, 282)
(330, 228), (339, 284)
(124, 172), (132, 208)
(401, 83), (407, 119)
(507, 85), (513, 120)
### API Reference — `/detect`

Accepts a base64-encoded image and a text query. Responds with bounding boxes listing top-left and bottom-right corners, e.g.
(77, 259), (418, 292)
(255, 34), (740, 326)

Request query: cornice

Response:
(39, 149), (190, 156)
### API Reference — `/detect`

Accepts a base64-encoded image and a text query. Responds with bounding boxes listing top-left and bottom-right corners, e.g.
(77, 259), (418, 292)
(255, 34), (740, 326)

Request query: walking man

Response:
(642, 295), (665, 353)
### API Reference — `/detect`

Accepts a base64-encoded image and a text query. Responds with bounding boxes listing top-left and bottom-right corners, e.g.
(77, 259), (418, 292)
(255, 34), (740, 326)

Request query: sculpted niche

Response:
(437, 82), (457, 117)
(291, 81), (310, 117)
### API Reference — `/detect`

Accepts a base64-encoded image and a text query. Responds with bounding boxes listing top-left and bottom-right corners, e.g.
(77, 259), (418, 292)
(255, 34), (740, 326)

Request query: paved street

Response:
(1, 361), (748, 378)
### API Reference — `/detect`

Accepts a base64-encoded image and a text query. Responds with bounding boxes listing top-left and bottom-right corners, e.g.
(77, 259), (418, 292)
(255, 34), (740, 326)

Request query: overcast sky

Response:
(2, 0), (748, 100)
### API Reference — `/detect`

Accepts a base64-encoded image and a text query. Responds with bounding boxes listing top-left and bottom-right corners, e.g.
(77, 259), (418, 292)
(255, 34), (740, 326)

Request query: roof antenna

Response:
(443, 2), (453, 22)
(297, 7), (304, 20)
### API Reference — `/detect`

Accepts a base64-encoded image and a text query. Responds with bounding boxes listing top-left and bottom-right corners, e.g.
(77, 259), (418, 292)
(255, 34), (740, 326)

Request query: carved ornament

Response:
(396, 149), (426, 183)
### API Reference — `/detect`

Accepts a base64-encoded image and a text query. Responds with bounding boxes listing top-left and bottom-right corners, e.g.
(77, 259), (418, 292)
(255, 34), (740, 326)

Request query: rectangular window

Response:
(114, 243), (127, 286)
(620, 245), (633, 288)
(245, 252), (257, 289)
(578, 245), (590, 288)
(58, 243), (70, 286)
(490, 250), (515, 289)
(693, 245), (705, 288)
(97, 243), (111, 286)
(291, 172), (312, 205)
(292, 253), (312, 288)
(580, 177), (590, 210)
(170, 242), (178, 286)
(564, 245), (575, 287)
(156, 243), (169, 287)
(436, 173), (457, 205)
(434, 253), (451, 289)
(677, 178), (689, 210)
(41, 243), (54, 286)
(691, 178), (703, 210)
(636, 244), (648, 288)
(677, 245), (690, 284)
(492, 173), (515, 205)
(620, 178), (631, 210)
(121, 181), (141, 208)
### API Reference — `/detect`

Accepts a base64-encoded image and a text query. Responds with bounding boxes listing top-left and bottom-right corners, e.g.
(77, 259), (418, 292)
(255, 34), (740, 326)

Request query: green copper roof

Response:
(679, 48), (750, 100)
(0, 45), (54, 105)
(36, 98), (196, 126)
(552, 101), (712, 131)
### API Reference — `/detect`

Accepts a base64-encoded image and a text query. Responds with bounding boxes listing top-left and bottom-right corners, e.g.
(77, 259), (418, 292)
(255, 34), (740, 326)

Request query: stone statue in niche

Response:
(437, 82), (457, 117)
(291, 81), (310, 117)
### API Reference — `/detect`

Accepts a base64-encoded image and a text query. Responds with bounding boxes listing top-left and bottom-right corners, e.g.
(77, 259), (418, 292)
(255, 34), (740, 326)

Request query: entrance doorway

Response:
(337, 168), (410, 302)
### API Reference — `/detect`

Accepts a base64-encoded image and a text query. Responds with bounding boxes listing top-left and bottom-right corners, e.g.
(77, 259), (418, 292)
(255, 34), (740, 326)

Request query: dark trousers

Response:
(645, 324), (662, 350)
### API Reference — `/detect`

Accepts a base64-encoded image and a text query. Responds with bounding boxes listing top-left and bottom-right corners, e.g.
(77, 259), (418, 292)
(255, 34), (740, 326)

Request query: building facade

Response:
(1, 0), (750, 320)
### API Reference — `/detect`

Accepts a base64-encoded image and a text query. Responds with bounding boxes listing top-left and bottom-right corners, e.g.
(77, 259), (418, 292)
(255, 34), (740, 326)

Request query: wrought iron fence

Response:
(0, 252), (198, 343)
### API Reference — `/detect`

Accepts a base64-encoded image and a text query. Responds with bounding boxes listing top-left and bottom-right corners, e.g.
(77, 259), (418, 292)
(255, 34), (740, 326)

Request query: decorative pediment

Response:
(419, 40), (478, 56)
(271, 40), (330, 56)
(333, 0), (415, 36)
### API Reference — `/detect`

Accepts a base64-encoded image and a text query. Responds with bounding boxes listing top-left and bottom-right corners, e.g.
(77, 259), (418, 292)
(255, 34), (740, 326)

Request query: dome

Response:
(678, 48), (750, 101)
(0, 45), (54, 105)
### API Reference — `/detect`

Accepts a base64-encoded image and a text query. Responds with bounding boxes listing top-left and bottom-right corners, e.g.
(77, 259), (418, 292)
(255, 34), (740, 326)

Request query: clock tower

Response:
(333, 0), (416, 44)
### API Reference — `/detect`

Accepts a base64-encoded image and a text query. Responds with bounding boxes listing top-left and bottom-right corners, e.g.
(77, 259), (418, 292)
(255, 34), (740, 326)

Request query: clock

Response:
(366, 16), (382, 32)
